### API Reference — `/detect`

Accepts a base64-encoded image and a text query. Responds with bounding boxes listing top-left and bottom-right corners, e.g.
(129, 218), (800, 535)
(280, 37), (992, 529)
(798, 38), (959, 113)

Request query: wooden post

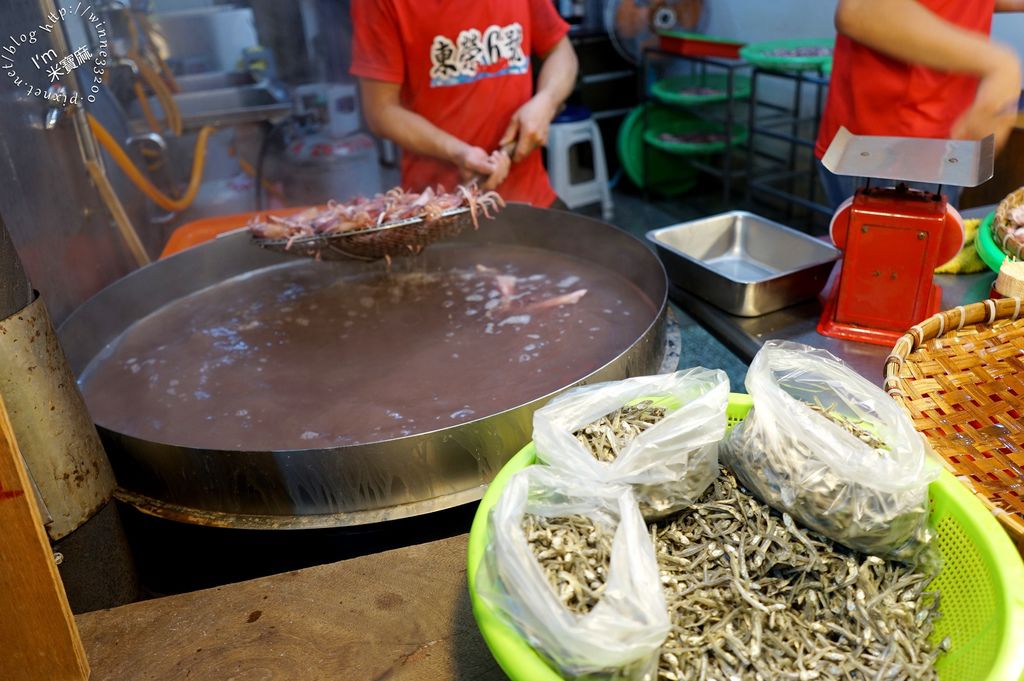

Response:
(0, 394), (90, 680)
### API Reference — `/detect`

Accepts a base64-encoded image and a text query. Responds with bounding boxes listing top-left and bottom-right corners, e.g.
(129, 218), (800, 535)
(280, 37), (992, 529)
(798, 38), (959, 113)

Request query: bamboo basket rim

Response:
(883, 296), (1024, 542)
(991, 187), (1024, 260)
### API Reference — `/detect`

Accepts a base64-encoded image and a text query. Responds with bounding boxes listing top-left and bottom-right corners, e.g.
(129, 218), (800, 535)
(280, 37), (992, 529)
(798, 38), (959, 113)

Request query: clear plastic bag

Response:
(722, 340), (940, 563)
(476, 466), (669, 681)
(532, 369), (730, 519)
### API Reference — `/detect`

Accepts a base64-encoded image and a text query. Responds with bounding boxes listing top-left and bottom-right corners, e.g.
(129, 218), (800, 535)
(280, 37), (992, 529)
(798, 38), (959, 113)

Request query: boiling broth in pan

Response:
(79, 244), (656, 450)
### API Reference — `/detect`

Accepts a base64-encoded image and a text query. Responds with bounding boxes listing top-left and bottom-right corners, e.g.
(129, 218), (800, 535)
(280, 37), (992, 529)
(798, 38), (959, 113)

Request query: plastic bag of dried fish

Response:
(476, 466), (670, 681)
(722, 340), (940, 564)
(532, 368), (730, 520)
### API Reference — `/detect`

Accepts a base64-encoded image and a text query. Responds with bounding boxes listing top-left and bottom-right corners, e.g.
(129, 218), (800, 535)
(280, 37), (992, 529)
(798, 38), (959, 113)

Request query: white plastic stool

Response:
(546, 107), (614, 220)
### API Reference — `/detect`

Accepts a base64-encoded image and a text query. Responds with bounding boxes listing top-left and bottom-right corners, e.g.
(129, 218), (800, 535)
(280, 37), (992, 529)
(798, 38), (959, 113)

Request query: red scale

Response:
(816, 128), (994, 347)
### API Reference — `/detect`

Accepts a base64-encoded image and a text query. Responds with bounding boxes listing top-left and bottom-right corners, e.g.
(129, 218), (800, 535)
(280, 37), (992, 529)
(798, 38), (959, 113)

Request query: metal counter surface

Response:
(671, 205), (998, 383)
(671, 271), (996, 382)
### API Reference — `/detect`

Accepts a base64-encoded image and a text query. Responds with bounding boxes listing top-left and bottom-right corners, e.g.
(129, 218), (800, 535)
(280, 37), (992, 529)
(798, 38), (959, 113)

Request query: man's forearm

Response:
(836, 0), (1014, 77)
(995, 0), (1024, 12)
(359, 78), (505, 184)
(533, 37), (578, 113)
(364, 102), (465, 165)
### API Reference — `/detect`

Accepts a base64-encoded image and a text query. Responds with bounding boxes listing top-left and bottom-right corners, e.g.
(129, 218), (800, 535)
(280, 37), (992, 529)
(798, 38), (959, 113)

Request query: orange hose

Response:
(84, 159), (150, 266)
(130, 49), (181, 136)
(237, 157), (284, 200)
(137, 13), (179, 93)
(88, 113), (213, 213)
(153, 48), (179, 94)
(127, 12), (140, 51)
(133, 80), (162, 133)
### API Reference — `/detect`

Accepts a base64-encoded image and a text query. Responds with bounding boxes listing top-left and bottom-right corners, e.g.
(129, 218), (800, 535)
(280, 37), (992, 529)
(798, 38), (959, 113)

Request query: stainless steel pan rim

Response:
(60, 204), (669, 528)
(114, 484), (490, 530)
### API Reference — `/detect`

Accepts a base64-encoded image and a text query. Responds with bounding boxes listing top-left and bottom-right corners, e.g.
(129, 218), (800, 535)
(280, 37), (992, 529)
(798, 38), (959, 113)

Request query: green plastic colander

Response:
(650, 74), (752, 107)
(740, 38), (835, 72)
(976, 211), (1010, 273)
(644, 119), (749, 156)
(467, 393), (1024, 681)
(617, 104), (699, 196)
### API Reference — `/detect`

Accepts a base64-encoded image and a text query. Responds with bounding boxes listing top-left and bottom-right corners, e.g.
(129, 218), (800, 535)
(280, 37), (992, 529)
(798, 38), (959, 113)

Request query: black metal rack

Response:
(639, 48), (753, 202)
(565, 30), (641, 178)
(744, 66), (832, 226)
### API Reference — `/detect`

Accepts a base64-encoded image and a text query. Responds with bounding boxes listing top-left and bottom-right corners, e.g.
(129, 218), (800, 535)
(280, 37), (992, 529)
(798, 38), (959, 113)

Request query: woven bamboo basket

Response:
(991, 187), (1024, 259)
(884, 297), (1024, 553)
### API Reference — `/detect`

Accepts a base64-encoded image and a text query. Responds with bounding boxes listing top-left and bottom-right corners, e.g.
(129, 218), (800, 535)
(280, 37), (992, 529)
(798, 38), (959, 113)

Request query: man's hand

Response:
(951, 46), (1021, 150)
(498, 36), (577, 163)
(500, 92), (558, 163)
(483, 149), (511, 190)
(454, 145), (499, 180)
(360, 78), (509, 187)
(453, 145), (511, 190)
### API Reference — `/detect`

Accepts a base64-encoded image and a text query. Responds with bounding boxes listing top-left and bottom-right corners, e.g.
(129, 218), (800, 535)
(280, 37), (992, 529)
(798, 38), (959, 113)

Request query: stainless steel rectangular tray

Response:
(646, 211), (840, 317)
(130, 85), (292, 131)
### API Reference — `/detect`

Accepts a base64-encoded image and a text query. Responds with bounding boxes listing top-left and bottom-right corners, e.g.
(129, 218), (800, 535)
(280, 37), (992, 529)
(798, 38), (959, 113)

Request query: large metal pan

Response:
(58, 204), (668, 529)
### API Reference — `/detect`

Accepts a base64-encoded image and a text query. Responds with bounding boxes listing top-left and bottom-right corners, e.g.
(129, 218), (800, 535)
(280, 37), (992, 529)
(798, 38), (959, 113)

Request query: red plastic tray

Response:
(657, 31), (745, 59)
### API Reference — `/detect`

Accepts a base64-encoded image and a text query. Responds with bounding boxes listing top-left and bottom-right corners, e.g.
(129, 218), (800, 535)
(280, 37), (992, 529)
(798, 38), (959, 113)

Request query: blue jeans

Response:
(816, 160), (962, 212)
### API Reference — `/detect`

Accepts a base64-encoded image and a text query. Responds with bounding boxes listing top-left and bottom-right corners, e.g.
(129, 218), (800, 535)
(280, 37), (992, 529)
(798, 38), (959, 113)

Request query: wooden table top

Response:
(76, 534), (506, 681)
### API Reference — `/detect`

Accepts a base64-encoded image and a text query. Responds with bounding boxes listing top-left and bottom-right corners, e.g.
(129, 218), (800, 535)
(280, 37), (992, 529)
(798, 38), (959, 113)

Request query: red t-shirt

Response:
(815, 0), (995, 159)
(350, 0), (569, 206)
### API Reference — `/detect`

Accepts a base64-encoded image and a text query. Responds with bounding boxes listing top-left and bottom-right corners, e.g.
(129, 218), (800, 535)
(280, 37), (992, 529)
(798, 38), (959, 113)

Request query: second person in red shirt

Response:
(351, 0), (579, 207)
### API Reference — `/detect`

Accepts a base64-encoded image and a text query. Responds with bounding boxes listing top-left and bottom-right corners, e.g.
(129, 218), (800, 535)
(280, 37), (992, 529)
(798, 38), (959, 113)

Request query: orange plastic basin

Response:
(160, 207), (314, 259)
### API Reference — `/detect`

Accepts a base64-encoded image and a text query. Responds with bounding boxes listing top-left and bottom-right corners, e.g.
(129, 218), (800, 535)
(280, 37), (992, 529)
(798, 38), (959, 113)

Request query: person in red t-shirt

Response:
(815, 0), (1023, 209)
(350, 0), (579, 207)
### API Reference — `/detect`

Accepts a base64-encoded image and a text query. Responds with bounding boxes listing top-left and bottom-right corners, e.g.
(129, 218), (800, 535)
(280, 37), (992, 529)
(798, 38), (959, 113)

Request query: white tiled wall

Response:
(703, 1), (838, 43)
(992, 13), (1024, 82)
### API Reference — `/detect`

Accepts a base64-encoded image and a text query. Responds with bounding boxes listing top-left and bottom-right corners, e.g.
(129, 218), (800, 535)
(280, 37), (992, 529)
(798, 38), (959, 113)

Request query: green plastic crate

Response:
(467, 393), (1024, 681)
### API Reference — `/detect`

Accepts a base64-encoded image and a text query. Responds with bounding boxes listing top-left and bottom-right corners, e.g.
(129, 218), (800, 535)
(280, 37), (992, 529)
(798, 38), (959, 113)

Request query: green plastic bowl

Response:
(616, 104), (699, 196)
(976, 211), (1009, 273)
(740, 38), (835, 72)
(467, 393), (1024, 681)
(650, 74), (752, 107)
(644, 118), (749, 156)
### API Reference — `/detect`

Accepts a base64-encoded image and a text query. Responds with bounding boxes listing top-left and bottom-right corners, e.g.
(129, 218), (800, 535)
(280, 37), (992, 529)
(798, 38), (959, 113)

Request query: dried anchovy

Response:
(653, 467), (946, 681)
(523, 513), (613, 615)
(807, 403), (889, 452)
(724, 400), (931, 561)
(573, 400), (668, 463)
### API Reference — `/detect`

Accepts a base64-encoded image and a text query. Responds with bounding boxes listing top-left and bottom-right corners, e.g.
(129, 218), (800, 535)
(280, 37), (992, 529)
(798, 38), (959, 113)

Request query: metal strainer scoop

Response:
(250, 146), (512, 262)
(250, 186), (505, 262)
